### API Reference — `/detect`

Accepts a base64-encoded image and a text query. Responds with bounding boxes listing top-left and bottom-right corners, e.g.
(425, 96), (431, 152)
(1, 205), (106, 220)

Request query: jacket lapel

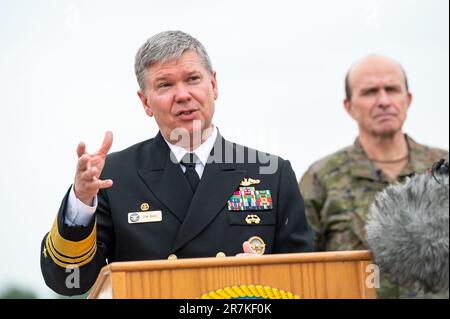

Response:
(138, 132), (193, 223)
(171, 137), (246, 252)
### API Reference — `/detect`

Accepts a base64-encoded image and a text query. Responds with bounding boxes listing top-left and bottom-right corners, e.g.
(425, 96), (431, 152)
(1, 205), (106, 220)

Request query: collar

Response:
(349, 134), (419, 182)
(163, 125), (218, 166)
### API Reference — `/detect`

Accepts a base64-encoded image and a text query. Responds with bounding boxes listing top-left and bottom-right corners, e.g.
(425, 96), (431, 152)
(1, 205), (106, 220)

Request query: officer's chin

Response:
(167, 121), (207, 148)
(371, 122), (403, 137)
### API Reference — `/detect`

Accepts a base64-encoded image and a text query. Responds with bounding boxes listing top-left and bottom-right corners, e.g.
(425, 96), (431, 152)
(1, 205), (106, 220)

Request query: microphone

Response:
(365, 160), (449, 294)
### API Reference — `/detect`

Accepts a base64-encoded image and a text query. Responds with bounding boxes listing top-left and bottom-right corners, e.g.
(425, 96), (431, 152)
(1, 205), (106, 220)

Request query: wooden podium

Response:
(88, 250), (376, 299)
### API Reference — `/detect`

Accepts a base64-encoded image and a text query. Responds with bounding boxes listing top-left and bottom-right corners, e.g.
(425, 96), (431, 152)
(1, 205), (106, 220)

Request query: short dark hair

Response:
(345, 60), (410, 101)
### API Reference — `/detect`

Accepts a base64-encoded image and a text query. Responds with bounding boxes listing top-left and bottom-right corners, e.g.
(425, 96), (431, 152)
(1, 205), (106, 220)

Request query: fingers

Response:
(80, 166), (98, 180)
(242, 241), (256, 254)
(77, 178), (113, 192)
(73, 132), (113, 206)
(235, 242), (261, 257)
(77, 130), (113, 158)
(77, 141), (86, 158)
(77, 154), (90, 172)
(97, 131), (113, 155)
(98, 179), (113, 189)
(79, 166), (113, 189)
(74, 177), (113, 204)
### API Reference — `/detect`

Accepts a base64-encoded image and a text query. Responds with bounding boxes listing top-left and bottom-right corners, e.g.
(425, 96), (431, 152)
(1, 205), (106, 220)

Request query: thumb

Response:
(242, 241), (257, 254)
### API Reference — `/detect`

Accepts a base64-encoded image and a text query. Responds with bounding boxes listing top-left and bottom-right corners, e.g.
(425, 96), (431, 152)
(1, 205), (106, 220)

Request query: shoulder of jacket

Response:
(306, 145), (354, 176)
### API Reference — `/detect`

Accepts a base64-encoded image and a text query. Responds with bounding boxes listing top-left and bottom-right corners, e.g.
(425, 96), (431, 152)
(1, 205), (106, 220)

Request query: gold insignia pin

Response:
(248, 236), (266, 255)
(140, 203), (150, 211)
(240, 178), (261, 187)
(43, 247), (47, 258)
(245, 214), (261, 225)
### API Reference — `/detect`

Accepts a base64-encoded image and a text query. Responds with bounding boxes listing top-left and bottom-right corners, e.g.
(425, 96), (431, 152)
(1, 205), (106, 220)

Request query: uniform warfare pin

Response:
(240, 178), (261, 187)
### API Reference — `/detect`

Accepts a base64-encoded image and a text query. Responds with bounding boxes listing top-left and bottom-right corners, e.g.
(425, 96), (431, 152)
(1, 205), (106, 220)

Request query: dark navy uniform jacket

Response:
(41, 132), (314, 296)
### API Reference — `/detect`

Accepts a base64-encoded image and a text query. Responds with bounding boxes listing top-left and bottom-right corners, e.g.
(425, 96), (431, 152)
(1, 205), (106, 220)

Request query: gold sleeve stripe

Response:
(46, 235), (96, 264)
(49, 217), (96, 257)
(45, 235), (97, 268)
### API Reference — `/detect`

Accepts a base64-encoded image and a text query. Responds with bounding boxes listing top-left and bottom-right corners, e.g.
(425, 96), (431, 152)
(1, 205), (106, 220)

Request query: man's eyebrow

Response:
(186, 71), (201, 76)
(361, 86), (379, 92)
(385, 84), (402, 89)
(153, 71), (200, 82)
(153, 75), (172, 82)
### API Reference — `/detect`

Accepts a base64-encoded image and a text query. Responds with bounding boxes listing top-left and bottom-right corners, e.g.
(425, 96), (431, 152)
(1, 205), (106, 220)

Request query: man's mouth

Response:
(178, 110), (195, 116)
(374, 113), (397, 120)
(176, 109), (199, 120)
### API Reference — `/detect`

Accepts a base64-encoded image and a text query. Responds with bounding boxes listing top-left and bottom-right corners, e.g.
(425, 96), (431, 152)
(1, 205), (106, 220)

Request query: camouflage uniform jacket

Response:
(299, 135), (448, 298)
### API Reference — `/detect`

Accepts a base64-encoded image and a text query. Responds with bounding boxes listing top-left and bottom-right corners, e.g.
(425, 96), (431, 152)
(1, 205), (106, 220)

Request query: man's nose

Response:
(174, 83), (191, 103)
(377, 89), (391, 109)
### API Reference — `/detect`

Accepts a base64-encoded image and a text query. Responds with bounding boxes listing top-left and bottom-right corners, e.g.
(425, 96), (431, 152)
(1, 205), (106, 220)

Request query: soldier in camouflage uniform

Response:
(299, 55), (449, 299)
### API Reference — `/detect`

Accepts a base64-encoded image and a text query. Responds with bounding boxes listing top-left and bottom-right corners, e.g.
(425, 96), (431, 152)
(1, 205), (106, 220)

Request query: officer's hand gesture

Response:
(74, 131), (114, 206)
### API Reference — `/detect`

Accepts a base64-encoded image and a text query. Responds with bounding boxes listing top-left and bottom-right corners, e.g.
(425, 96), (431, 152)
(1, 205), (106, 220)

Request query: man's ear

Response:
(137, 90), (154, 117)
(344, 98), (357, 121)
(211, 71), (218, 100)
(406, 92), (413, 110)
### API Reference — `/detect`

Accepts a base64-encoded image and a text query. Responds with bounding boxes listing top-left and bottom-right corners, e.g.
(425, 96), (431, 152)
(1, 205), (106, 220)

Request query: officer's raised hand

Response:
(74, 131), (114, 206)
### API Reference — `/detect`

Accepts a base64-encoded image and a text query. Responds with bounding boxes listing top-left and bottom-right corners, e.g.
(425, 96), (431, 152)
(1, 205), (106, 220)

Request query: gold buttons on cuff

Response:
(216, 252), (226, 258)
(168, 254), (178, 260)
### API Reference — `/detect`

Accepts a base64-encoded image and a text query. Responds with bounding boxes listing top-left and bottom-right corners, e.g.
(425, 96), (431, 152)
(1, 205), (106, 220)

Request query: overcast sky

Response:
(0, 0), (448, 298)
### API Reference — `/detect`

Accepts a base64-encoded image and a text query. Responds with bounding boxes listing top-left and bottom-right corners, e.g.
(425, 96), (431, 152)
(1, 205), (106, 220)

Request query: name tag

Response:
(128, 211), (162, 224)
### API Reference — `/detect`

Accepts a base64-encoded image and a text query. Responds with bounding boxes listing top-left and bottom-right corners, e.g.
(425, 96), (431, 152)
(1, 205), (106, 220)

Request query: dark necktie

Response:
(181, 153), (201, 193)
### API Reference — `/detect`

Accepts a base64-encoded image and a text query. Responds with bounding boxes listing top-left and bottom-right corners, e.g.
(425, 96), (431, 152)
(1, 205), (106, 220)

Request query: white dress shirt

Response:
(65, 126), (218, 226)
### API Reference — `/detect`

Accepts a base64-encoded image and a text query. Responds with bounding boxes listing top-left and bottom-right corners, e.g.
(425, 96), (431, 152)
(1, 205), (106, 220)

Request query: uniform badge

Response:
(140, 203), (150, 211)
(240, 178), (261, 187)
(248, 236), (266, 255)
(227, 187), (273, 211)
(128, 210), (162, 224)
(245, 215), (261, 225)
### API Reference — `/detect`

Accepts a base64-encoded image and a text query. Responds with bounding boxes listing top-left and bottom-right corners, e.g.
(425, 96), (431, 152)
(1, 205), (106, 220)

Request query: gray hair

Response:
(134, 30), (213, 92)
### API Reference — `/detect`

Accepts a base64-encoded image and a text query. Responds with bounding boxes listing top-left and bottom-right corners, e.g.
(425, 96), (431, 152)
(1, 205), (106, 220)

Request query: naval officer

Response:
(41, 30), (314, 296)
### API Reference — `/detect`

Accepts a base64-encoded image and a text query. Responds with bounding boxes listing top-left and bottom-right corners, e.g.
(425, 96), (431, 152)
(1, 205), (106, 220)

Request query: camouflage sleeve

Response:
(299, 168), (327, 251)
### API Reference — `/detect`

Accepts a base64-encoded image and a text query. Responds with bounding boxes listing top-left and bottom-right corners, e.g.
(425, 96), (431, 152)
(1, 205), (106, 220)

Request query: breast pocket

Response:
(226, 211), (276, 226)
